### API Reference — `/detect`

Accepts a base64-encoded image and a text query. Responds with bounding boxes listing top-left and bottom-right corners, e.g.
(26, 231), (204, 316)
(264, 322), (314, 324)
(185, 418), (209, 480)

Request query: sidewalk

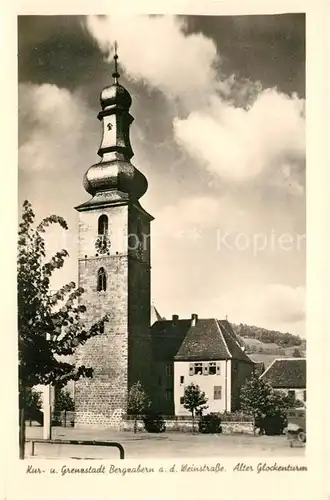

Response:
(25, 426), (305, 459)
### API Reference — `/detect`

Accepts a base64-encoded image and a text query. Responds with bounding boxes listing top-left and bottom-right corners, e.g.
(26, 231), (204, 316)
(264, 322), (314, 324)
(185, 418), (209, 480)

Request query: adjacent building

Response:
(260, 358), (306, 404)
(151, 314), (254, 415)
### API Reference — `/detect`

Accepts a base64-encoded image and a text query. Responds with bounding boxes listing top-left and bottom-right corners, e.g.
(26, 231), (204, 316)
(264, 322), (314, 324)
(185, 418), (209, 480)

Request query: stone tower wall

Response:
(74, 203), (152, 428)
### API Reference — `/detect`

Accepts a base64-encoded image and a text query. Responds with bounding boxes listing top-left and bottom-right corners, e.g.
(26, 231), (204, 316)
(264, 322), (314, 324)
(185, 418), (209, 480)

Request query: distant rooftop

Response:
(260, 358), (306, 388)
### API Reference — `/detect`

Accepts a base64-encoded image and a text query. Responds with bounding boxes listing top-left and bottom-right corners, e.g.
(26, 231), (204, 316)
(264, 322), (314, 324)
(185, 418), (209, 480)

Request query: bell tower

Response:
(74, 44), (153, 428)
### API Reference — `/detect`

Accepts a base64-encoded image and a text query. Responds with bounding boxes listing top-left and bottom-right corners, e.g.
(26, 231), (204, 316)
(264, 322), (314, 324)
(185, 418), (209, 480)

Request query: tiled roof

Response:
(218, 320), (253, 363)
(253, 362), (265, 377)
(151, 319), (191, 362)
(150, 317), (253, 363)
(174, 319), (231, 361)
(260, 358), (306, 388)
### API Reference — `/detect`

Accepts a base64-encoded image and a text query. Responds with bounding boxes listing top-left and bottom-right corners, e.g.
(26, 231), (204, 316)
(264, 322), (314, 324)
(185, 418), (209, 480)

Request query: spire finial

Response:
(112, 41), (120, 84)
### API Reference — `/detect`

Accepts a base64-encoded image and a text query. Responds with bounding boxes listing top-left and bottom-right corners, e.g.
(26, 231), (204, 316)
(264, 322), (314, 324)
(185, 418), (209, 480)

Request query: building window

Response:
(180, 397), (184, 404)
(288, 389), (296, 402)
(165, 364), (173, 376)
(180, 376), (184, 385)
(98, 215), (108, 235)
(165, 389), (173, 401)
(209, 362), (217, 375)
(97, 267), (107, 292)
(189, 362), (220, 376)
(194, 363), (203, 375)
(303, 390), (306, 402)
(214, 386), (222, 400)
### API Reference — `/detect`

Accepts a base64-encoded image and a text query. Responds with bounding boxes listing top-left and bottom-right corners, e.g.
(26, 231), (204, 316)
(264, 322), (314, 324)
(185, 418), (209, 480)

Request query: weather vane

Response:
(112, 40), (120, 84)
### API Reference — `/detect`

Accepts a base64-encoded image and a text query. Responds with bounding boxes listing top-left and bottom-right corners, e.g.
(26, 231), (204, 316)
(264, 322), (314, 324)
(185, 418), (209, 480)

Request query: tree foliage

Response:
(233, 323), (304, 348)
(127, 381), (150, 433)
(183, 383), (208, 432)
(21, 387), (43, 422)
(54, 388), (75, 412)
(18, 201), (107, 457)
(240, 374), (290, 434)
(18, 200), (107, 391)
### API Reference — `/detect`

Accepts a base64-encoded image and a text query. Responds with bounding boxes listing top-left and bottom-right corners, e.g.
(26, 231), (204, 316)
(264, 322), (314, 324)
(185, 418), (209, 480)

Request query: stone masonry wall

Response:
(74, 202), (152, 428)
(122, 418), (254, 434)
(75, 205), (129, 428)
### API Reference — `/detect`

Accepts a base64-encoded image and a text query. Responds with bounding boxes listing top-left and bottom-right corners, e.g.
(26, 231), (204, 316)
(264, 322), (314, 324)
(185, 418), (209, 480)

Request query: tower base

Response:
(74, 409), (125, 430)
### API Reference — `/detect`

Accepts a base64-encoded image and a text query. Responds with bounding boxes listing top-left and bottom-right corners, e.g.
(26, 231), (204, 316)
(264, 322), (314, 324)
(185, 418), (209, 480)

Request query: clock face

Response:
(95, 235), (110, 254)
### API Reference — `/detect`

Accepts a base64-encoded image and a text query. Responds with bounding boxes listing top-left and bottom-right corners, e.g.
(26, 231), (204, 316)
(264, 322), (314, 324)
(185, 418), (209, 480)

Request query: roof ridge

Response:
(215, 319), (232, 358)
(270, 357), (306, 361)
(259, 358), (276, 379)
(220, 319), (245, 348)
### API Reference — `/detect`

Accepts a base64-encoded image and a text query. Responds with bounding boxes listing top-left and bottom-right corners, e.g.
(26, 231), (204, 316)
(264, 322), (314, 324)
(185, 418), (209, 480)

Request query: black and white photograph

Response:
(17, 13), (309, 462)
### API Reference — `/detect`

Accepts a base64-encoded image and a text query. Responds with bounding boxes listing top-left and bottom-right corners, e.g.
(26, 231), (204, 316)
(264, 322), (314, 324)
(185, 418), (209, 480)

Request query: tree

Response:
(240, 374), (290, 435)
(54, 388), (75, 412)
(127, 381), (150, 433)
(18, 201), (107, 458)
(183, 383), (208, 433)
(292, 348), (302, 358)
(21, 388), (43, 425)
(240, 375), (272, 432)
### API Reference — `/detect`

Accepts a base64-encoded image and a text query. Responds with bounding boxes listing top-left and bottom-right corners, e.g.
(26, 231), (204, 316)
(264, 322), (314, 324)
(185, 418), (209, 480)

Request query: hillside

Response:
(231, 323), (306, 367)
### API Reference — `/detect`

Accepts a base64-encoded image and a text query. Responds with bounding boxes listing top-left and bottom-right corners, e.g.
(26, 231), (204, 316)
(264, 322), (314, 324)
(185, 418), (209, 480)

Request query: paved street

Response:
(25, 426), (305, 459)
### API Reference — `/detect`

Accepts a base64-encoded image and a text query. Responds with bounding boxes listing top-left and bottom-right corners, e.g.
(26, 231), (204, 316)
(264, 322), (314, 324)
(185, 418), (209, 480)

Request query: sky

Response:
(18, 14), (306, 336)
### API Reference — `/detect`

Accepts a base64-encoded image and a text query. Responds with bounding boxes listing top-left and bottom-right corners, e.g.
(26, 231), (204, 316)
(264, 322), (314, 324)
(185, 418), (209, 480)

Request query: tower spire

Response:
(112, 41), (120, 84)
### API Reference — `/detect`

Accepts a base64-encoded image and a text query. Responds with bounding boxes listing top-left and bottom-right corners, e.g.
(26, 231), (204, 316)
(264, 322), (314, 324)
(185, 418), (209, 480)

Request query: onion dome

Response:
(76, 41), (148, 210)
(100, 83), (132, 111)
(100, 42), (132, 110)
(83, 160), (148, 201)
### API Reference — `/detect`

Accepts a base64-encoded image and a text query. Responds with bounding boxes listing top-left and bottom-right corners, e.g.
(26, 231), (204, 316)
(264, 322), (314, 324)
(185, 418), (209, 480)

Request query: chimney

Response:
(172, 314), (179, 324)
(191, 313), (198, 327)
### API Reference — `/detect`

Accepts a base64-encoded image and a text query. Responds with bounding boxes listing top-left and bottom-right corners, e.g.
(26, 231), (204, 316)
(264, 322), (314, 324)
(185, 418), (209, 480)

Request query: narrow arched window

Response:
(98, 215), (108, 236)
(97, 267), (107, 292)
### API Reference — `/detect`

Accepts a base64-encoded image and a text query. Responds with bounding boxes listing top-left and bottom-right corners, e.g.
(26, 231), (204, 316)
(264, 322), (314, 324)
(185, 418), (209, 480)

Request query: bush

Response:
(198, 413), (222, 434)
(143, 412), (166, 433)
(262, 414), (288, 435)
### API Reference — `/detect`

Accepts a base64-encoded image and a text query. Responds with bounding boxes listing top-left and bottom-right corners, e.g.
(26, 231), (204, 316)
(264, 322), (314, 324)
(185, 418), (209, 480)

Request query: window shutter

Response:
(189, 363), (194, 375)
(216, 363), (221, 375)
(203, 363), (209, 375)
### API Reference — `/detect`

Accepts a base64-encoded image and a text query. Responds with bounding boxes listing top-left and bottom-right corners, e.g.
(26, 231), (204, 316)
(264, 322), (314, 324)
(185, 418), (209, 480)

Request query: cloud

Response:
(218, 284), (306, 334)
(154, 196), (220, 237)
(174, 89), (305, 182)
(154, 281), (306, 336)
(85, 15), (218, 100)
(151, 191), (305, 335)
(85, 15), (305, 192)
(18, 17), (305, 337)
(19, 83), (95, 172)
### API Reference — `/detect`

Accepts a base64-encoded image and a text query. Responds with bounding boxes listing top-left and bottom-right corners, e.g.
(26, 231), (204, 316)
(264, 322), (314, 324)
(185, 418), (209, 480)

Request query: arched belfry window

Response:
(97, 267), (107, 292)
(98, 215), (108, 236)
